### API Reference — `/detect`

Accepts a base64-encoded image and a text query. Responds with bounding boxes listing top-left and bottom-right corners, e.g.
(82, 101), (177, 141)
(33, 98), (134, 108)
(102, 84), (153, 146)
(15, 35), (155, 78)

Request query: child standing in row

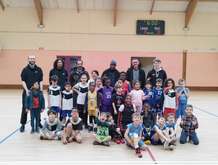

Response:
(98, 78), (113, 114)
(129, 81), (144, 113)
(48, 75), (61, 115)
(112, 87), (125, 125)
(26, 82), (45, 133)
(176, 79), (190, 119)
(143, 80), (154, 107)
(118, 94), (136, 136)
(153, 78), (164, 118)
(73, 73), (89, 128)
(61, 82), (73, 124)
(163, 78), (177, 119)
(85, 82), (100, 132)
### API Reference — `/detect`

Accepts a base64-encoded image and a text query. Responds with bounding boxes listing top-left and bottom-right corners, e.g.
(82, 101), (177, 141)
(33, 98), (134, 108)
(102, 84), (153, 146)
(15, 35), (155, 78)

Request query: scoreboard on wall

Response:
(136, 20), (165, 35)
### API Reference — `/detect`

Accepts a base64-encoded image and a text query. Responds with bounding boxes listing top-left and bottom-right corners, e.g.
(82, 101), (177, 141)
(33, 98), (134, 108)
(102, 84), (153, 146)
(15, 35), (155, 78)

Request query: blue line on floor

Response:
(193, 105), (218, 118)
(0, 120), (30, 144)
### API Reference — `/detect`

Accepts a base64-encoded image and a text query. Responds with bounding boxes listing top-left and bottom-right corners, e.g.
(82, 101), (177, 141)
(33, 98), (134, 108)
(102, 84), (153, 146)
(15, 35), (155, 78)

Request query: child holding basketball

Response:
(163, 78), (177, 119)
(141, 103), (155, 145)
(40, 110), (62, 140)
(124, 113), (147, 158)
(26, 82), (45, 133)
(62, 109), (83, 144)
(117, 94), (136, 136)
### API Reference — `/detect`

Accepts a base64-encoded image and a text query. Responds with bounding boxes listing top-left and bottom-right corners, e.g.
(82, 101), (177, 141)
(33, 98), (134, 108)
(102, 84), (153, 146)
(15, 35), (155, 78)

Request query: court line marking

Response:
(146, 147), (158, 164)
(0, 120), (30, 144)
(193, 105), (218, 118)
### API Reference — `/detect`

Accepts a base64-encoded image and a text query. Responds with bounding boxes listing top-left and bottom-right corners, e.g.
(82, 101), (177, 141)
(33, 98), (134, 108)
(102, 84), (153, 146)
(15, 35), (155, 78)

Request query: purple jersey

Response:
(99, 87), (113, 106)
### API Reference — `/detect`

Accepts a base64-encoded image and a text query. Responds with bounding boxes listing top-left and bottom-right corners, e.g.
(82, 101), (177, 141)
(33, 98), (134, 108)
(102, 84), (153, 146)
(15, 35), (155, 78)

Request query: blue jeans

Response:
(30, 109), (41, 131)
(176, 103), (187, 119)
(180, 130), (199, 145)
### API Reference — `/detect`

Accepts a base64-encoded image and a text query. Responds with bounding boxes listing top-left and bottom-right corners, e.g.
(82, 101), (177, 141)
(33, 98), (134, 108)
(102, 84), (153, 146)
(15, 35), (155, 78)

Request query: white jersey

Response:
(74, 82), (88, 105)
(48, 85), (61, 107)
(62, 90), (73, 110)
(163, 89), (176, 109)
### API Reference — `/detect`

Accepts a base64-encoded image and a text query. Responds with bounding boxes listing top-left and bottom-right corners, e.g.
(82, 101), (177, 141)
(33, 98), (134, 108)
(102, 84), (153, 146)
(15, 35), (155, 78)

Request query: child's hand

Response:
(41, 109), (45, 113)
(116, 128), (120, 132)
(114, 110), (117, 115)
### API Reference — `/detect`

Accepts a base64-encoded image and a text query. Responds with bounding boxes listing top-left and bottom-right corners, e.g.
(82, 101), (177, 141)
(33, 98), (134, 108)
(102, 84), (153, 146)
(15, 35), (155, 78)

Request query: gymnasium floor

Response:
(0, 89), (218, 164)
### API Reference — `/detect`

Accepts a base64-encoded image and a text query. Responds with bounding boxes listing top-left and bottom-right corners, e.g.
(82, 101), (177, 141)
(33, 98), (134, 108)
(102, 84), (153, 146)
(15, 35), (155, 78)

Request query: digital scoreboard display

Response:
(136, 20), (165, 35)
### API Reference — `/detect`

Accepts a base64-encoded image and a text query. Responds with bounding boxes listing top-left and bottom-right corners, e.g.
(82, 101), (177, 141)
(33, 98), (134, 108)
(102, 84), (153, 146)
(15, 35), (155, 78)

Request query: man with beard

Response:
(126, 58), (146, 88)
(20, 55), (43, 132)
(101, 60), (120, 87)
(69, 60), (89, 86)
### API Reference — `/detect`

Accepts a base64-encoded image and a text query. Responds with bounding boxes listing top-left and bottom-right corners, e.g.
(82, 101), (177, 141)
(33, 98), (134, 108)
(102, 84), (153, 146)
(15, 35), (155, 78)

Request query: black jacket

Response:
(21, 65), (43, 90)
(126, 67), (146, 88)
(49, 68), (68, 90)
(147, 68), (167, 87)
(101, 68), (120, 87)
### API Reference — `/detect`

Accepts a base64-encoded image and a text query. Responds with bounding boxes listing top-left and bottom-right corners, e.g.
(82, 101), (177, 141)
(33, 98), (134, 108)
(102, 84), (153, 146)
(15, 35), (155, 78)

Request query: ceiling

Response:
(2, 0), (218, 12)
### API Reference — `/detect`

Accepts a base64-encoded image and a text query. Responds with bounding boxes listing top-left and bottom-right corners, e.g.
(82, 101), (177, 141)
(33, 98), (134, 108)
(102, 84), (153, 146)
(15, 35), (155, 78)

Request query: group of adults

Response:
(19, 55), (167, 132)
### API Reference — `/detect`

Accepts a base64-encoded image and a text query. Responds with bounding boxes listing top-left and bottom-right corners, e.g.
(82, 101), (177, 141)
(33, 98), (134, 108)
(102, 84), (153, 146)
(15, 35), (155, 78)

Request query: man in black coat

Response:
(20, 55), (43, 132)
(126, 58), (146, 88)
(101, 60), (120, 87)
(147, 58), (167, 87)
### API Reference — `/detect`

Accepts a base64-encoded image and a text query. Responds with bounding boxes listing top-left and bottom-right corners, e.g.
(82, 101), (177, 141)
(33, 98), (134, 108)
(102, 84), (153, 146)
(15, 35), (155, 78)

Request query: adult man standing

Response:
(126, 58), (146, 88)
(20, 55), (43, 132)
(147, 58), (167, 87)
(101, 60), (120, 87)
(69, 60), (89, 86)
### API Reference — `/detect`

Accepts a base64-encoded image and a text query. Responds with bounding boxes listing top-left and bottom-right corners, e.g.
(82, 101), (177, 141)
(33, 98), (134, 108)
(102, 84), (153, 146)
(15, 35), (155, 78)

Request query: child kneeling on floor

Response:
(40, 110), (62, 140)
(180, 104), (199, 145)
(93, 112), (111, 146)
(62, 109), (83, 144)
(124, 113), (147, 158)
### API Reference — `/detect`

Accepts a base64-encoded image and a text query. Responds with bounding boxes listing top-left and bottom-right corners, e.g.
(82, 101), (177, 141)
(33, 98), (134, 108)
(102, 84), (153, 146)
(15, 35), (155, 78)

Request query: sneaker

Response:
(40, 135), (44, 140)
(115, 139), (121, 144)
(35, 129), (40, 133)
(20, 125), (25, 133)
(169, 145), (175, 151)
(136, 148), (143, 158)
(103, 141), (110, 147)
(164, 140), (170, 150)
(30, 129), (35, 134)
(93, 141), (100, 145)
(88, 126), (93, 132)
(39, 123), (43, 129)
(120, 139), (125, 144)
(144, 140), (151, 145)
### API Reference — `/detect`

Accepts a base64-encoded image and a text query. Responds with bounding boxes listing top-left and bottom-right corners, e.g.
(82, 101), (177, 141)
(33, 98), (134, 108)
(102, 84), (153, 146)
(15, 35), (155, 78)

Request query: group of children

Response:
(25, 70), (199, 158)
